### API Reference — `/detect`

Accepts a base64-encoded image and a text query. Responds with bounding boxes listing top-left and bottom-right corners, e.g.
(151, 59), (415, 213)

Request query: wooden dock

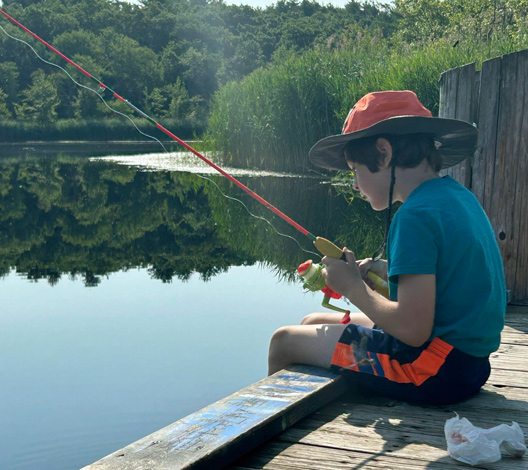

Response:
(83, 305), (527, 470)
(228, 305), (528, 470)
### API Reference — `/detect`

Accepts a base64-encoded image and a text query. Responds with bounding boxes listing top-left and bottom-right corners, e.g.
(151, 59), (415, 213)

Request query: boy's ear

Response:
(375, 138), (393, 169)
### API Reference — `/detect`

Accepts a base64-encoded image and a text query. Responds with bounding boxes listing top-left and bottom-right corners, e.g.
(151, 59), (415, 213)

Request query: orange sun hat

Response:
(309, 90), (477, 171)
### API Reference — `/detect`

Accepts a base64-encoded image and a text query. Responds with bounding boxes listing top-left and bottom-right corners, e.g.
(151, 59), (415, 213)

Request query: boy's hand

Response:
(321, 248), (366, 300)
(357, 258), (388, 290)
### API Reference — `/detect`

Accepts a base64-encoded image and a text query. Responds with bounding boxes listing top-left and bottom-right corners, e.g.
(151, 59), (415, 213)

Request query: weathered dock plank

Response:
(265, 377), (528, 466)
(228, 307), (528, 470)
(81, 365), (347, 470)
(487, 368), (528, 389)
(231, 439), (527, 470)
(500, 332), (528, 346)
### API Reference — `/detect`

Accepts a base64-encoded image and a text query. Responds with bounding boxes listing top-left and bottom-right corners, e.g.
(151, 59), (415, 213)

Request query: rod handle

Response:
(313, 237), (389, 298)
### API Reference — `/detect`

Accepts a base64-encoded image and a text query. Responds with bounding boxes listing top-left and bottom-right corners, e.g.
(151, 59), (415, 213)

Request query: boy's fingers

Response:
(321, 256), (336, 266)
(357, 259), (371, 277)
(343, 247), (356, 264)
(355, 258), (376, 287)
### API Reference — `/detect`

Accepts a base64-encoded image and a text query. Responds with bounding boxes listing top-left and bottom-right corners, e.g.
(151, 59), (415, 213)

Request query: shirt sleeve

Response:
(388, 208), (439, 282)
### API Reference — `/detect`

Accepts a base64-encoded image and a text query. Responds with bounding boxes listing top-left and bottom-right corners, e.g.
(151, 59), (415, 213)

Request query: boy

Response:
(268, 90), (506, 404)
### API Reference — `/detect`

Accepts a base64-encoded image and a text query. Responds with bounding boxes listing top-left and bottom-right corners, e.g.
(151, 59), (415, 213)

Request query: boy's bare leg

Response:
(268, 312), (375, 375)
(268, 323), (348, 375)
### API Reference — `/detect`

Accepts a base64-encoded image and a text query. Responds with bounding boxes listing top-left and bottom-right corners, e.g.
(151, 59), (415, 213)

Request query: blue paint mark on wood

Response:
(276, 372), (329, 382)
(260, 384), (314, 393)
(81, 364), (346, 470)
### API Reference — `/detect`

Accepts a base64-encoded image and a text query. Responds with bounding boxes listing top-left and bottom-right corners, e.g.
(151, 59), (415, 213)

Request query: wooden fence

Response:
(439, 49), (528, 304)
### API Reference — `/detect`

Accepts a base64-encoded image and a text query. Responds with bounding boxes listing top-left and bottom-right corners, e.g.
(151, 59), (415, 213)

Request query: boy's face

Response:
(348, 161), (392, 211)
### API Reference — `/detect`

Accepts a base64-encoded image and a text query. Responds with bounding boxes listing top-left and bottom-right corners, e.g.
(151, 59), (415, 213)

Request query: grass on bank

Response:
(207, 33), (528, 173)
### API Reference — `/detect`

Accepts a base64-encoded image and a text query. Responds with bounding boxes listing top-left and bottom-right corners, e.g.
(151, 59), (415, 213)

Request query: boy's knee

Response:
(270, 326), (291, 351)
(269, 326), (296, 360)
(300, 313), (319, 325)
(268, 326), (293, 375)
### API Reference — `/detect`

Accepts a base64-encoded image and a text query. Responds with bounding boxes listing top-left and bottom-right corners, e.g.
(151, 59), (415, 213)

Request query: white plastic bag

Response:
(445, 414), (526, 465)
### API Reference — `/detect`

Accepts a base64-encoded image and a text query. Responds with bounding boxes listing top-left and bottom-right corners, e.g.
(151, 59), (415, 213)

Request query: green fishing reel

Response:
(298, 259), (351, 323)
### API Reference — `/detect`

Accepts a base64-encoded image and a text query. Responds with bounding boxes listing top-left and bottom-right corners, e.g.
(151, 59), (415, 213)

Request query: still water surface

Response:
(0, 144), (372, 470)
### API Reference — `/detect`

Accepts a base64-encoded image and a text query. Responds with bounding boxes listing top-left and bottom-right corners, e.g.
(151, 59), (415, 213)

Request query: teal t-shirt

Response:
(387, 176), (506, 357)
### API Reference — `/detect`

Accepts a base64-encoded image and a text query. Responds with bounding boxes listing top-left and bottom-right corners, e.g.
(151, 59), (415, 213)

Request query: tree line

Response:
(0, 0), (394, 131)
(1, 1), (526, 152)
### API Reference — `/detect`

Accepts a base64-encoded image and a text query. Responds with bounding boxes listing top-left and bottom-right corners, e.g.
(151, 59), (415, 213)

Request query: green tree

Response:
(393, 0), (450, 43)
(0, 62), (20, 114)
(393, 0), (528, 44)
(72, 88), (101, 119)
(95, 29), (163, 104)
(0, 89), (13, 119)
(145, 78), (202, 119)
(15, 70), (60, 122)
(178, 46), (220, 99)
(1, 0), (404, 132)
(52, 29), (103, 58)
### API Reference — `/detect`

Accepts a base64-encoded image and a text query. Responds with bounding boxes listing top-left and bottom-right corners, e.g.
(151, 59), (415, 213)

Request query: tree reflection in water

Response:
(0, 153), (384, 287)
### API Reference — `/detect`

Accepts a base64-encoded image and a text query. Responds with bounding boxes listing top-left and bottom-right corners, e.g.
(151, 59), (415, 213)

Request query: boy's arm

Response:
(323, 249), (435, 347)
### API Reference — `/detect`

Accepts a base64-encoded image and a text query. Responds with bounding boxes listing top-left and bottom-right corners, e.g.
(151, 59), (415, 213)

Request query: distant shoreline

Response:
(0, 140), (202, 145)
(0, 140), (205, 158)
(0, 118), (204, 144)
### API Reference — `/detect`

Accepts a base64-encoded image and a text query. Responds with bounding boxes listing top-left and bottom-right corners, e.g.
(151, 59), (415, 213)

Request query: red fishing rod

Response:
(0, 8), (313, 241)
(0, 8), (389, 298)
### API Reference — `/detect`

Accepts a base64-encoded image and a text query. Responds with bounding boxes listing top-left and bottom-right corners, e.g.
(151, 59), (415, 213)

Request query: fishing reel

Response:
(298, 238), (389, 325)
(312, 237), (389, 298)
(298, 260), (351, 324)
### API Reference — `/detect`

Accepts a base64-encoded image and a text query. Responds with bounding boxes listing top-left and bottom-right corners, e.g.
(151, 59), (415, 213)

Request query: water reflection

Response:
(0, 146), (385, 470)
(0, 151), (382, 287)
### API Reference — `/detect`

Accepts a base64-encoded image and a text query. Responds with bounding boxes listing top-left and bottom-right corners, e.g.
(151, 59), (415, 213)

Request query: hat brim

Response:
(308, 116), (478, 171)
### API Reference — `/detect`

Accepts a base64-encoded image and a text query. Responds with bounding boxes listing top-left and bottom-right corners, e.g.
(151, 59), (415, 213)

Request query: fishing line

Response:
(1, 8), (391, 299)
(0, 18), (319, 258)
(193, 173), (320, 258)
(0, 24), (168, 151)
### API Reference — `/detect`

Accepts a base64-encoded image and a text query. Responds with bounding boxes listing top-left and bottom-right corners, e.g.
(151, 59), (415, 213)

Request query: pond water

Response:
(0, 143), (381, 470)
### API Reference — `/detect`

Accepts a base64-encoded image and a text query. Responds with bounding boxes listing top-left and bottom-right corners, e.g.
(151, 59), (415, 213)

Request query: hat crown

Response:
(342, 90), (433, 135)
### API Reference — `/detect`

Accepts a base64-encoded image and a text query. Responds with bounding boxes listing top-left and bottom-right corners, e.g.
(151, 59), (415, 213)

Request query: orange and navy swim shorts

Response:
(330, 324), (490, 404)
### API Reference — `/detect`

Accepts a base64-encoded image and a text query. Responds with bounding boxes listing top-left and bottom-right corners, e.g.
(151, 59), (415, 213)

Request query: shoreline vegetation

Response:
(0, 117), (204, 142)
(208, 30), (528, 173)
(1, 1), (527, 172)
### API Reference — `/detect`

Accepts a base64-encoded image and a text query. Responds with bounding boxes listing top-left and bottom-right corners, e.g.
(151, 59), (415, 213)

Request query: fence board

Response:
(441, 50), (528, 302)
(473, 57), (501, 212)
(438, 64), (459, 183)
(488, 51), (528, 301)
(438, 65), (459, 119)
(438, 63), (475, 187)
(512, 50), (528, 300)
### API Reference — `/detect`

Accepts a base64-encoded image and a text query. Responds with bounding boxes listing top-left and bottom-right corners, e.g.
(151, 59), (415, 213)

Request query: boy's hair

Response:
(344, 133), (442, 173)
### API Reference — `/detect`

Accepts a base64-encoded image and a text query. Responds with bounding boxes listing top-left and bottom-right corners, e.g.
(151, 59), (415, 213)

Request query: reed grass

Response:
(207, 33), (528, 173)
